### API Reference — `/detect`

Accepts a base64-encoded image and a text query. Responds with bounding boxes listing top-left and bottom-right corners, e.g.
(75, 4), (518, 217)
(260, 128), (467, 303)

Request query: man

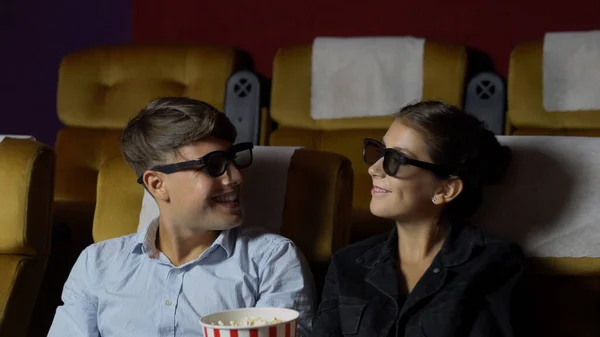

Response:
(48, 97), (315, 336)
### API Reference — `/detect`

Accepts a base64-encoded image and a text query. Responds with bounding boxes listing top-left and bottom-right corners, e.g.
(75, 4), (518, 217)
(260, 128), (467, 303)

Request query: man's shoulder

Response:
(86, 233), (138, 255)
(234, 226), (294, 248)
(78, 233), (139, 272)
(231, 226), (299, 262)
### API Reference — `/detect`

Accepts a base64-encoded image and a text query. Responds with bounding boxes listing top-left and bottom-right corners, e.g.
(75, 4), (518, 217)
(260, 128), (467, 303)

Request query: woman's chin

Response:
(369, 203), (401, 220)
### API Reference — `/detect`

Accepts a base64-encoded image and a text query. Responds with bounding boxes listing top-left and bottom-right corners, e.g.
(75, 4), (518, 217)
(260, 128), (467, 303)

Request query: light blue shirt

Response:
(47, 221), (315, 337)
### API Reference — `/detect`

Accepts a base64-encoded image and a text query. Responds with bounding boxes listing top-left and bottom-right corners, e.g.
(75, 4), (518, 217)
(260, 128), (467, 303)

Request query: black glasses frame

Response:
(137, 142), (254, 184)
(363, 138), (450, 177)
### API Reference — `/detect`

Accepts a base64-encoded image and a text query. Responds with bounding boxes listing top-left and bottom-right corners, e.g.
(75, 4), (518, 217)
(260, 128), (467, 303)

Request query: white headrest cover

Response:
(473, 136), (600, 258)
(0, 135), (36, 143)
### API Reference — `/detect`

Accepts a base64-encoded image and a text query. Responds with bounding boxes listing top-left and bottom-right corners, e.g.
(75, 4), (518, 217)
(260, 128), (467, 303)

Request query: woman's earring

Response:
(432, 196), (437, 204)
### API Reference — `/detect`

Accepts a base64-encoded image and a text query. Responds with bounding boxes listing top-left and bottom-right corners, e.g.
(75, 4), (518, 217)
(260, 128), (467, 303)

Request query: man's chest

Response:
(95, 263), (259, 336)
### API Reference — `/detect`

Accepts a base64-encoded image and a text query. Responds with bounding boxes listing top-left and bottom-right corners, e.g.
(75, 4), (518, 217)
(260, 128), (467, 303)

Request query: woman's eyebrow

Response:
(394, 146), (417, 158)
(382, 139), (418, 158)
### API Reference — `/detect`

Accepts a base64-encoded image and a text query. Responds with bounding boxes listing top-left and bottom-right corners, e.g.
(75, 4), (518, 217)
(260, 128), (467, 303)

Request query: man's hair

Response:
(120, 97), (237, 177)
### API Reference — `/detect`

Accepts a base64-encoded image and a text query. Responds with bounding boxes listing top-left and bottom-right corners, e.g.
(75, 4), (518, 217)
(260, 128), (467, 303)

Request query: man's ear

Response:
(432, 177), (463, 205)
(143, 170), (170, 202)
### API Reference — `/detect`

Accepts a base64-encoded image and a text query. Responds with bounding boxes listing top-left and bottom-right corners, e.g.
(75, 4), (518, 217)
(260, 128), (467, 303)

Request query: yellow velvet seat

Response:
(508, 39), (600, 136)
(93, 147), (353, 298)
(54, 44), (240, 247)
(0, 138), (54, 337)
(29, 44), (241, 337)
(268, 42), (468, 242)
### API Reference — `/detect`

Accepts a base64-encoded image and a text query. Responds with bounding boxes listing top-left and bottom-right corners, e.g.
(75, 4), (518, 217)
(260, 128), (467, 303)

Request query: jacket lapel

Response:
(365, 261), (399, 299)
(359, 228), (400, 301)
(356, 223), (484, 322)
(399, 261), (448, 317)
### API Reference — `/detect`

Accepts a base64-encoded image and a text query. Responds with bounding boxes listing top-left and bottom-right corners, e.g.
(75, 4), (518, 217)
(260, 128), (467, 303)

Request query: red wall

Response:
(133, 0), (600, 77)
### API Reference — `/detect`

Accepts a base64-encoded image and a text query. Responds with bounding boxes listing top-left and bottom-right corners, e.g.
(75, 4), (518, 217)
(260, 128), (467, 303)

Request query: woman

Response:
(312, 101), (527, 337)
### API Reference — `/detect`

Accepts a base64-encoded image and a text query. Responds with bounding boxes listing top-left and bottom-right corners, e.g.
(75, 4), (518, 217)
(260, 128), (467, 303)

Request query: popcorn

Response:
(212, 316), (283, 326)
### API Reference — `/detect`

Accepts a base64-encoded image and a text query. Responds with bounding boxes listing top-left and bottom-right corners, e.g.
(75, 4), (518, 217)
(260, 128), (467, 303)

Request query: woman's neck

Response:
(396, 218), (447, 263)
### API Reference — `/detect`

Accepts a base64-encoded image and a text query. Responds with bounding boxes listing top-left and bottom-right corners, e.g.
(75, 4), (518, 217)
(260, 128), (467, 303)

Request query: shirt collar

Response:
(131, 219), (236, 258)
(131, 218), (159, 257)
(214, 227), (235, 258)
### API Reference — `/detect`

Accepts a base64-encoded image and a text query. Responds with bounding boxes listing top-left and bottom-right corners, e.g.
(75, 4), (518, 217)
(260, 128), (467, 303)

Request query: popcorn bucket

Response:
(200, 307), (299, 337)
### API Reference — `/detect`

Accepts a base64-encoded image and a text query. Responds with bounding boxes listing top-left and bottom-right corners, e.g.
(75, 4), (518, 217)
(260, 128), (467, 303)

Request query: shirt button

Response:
(165, 300), (172, 306)
(433, 268), (441, 274)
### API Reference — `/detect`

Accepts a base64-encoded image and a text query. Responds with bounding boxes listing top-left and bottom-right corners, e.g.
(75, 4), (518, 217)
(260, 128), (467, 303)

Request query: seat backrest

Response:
(55, 44), (240, 206)
(508, 37), (600, 136)
(52, 43), (241, 253)
(93, 147), (353, 295)
(0, 138), (54, 337)
(33, 45), (242, 336)
(472, 135), (600, 337)
(268, 41), (467, 242)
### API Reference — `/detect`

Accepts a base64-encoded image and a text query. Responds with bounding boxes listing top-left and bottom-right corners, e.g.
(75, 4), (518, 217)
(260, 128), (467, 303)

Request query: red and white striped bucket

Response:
(200, 307), (299, 337)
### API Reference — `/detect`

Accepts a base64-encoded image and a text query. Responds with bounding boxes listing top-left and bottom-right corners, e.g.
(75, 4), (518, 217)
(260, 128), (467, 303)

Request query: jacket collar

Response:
(357, 220), (484, 269)
(358, 221), (485, 320)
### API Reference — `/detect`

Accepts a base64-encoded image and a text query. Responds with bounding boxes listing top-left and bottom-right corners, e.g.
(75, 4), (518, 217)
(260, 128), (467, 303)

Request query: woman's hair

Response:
(394, 100), (511, 219)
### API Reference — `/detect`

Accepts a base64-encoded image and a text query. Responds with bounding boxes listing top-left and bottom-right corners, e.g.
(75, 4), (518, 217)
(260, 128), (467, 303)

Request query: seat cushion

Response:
(526, 272), (600, 337)
(0, 256), (24, 324)
(0, 253), (47, 337)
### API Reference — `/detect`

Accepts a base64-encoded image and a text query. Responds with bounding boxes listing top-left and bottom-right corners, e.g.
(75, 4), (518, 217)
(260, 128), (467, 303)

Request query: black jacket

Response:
(311, 223), (527, 337)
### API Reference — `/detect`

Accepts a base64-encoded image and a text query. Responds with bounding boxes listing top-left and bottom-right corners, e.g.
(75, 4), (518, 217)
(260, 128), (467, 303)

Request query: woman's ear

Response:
(432, 177), (463, 205)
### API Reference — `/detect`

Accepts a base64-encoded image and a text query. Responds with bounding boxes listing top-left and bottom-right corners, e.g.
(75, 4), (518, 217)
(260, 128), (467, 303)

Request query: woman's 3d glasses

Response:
(363, 138), (450, 177)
